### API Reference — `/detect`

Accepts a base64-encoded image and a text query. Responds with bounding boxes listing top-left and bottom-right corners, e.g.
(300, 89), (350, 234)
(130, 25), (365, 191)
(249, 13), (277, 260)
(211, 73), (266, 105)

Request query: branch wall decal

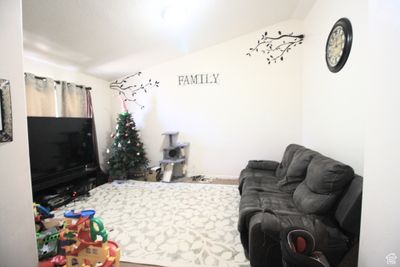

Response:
(246, 31), (304, 64)
(110, 72), (159, 109)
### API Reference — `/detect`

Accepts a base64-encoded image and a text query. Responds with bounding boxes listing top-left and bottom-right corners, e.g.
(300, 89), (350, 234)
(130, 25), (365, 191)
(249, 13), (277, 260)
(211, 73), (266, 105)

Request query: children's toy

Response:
(64, 209), (96, 219)
(34, 203), (55, 232)
(38, 255), (66, 267)
(33, 203), (54, 219)
(42, 217), (64, 230)
(35, 202), (66, 262)
(61, 209), (120, 267)
(36, 228), (60, 260)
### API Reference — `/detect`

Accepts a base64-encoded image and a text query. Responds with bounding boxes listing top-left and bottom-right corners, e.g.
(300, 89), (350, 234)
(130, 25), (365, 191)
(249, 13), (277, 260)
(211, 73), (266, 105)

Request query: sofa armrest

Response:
(247, 160), (279, 171)
(238, 161), (280, 195)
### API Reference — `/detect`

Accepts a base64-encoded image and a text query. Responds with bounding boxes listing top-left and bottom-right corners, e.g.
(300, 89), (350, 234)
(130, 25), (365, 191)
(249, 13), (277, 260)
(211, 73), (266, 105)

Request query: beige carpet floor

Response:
(123, 177), (239, 267)
(100, 178), (239, 267)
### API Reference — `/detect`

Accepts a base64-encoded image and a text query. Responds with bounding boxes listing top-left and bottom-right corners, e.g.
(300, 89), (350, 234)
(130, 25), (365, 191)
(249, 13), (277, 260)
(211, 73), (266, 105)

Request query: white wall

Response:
(112, 20), (304, 178)
(0, 0), (38, 265)
(301, 0), (367, 174)
(359, 1), (400, 265)
(23, 57), (114, 170)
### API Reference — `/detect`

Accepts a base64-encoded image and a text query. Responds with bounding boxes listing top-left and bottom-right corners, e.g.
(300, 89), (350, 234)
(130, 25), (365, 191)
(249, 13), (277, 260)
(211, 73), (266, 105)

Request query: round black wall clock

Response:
(325, 18), (353, 73)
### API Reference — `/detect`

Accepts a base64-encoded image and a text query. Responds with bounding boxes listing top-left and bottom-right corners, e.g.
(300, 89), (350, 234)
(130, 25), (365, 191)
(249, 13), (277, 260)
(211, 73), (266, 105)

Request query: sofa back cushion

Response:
(277, 148), (319, 193)
(275, 144), (304, 179)
(293, 155), (354, 214)
(305, 156), (354, 194)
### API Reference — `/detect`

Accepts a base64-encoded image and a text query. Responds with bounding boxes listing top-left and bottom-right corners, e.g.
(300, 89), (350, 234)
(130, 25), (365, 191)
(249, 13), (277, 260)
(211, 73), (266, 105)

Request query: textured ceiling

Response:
(22, 0), (316, 81)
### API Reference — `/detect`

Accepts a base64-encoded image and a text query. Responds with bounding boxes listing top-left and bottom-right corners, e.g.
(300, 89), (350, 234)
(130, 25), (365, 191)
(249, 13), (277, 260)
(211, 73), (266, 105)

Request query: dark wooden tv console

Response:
(32, 166), (106, 210)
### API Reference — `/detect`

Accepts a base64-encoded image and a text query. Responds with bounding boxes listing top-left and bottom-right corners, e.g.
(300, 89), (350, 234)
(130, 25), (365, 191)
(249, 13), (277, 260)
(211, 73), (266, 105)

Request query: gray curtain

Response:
(61, 81), (87, 117)
(25, 73), (56, 116)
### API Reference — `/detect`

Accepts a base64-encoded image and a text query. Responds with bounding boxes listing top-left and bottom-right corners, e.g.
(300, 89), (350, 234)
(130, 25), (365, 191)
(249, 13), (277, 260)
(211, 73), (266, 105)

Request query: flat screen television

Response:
(27, 117), (96, 192)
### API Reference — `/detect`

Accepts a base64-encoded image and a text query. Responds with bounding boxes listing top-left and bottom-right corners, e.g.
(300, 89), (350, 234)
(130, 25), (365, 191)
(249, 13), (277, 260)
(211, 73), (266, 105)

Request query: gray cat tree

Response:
(160, 132), (189, 182)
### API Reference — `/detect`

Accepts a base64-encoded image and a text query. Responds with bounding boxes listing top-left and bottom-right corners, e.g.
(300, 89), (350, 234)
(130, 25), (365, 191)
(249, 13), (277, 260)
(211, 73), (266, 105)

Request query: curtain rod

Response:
(25, 73), (92, 90)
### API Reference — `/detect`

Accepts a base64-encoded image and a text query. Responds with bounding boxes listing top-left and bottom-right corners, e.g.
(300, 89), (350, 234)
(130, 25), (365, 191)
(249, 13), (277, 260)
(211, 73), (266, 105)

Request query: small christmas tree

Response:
(107, 112), (148, 179)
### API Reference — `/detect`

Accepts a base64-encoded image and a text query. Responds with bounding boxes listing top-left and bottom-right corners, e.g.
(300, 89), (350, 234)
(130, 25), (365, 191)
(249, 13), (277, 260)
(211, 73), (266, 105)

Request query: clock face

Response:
(327, 26), (345, 67)
(325, 18), (352, 73)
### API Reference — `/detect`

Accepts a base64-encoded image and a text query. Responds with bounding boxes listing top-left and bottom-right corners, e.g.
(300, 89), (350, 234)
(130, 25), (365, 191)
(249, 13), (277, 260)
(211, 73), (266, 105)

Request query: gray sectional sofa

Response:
(238, 144), (362, 267)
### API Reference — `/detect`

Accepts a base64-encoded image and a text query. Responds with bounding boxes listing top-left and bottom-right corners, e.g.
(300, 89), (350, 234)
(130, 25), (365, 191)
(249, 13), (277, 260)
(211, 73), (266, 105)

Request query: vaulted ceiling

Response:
(22, 0), (315, 81)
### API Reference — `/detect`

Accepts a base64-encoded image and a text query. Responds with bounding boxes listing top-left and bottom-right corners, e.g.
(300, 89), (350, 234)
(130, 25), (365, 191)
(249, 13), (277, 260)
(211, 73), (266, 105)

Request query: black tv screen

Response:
(27, 117), (95, 190)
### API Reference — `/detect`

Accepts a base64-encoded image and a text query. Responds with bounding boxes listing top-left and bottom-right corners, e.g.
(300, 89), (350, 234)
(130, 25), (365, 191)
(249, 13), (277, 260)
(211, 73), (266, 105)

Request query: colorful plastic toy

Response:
(61, 209), (120, 267)
(38, 255), (66, 267)
(34, 203), (57, 232)
(36, 228), (60, 260)
(34, 203), (55, 220)
(64, 209), (95, 219)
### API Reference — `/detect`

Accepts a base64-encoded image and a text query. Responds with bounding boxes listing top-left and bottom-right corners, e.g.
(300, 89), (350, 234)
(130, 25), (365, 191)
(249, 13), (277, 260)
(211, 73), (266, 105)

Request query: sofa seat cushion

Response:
(238, 190), (300, 233)
(257, 191), (299, 214)
(241, 191), (299, 214)
(293, 155), (354, 214)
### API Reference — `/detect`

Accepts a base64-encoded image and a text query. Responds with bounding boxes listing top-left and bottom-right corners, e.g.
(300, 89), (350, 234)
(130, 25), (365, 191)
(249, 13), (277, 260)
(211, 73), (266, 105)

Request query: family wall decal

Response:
(178, 73), (220, 86)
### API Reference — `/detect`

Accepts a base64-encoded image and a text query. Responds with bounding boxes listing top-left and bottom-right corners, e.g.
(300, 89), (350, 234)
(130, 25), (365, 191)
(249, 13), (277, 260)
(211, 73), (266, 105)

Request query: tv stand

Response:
(33, 167), (101, 210)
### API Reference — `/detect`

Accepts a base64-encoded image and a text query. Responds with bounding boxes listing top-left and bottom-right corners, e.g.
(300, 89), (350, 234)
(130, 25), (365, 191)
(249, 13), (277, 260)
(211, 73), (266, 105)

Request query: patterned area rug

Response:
(55, 181), (250, 267)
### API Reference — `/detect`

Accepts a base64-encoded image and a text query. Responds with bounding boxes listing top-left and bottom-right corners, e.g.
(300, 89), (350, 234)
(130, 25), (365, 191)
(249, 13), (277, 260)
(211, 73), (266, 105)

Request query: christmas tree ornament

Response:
(118, 143), (121, 148)
(106, 149), (110, 154)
